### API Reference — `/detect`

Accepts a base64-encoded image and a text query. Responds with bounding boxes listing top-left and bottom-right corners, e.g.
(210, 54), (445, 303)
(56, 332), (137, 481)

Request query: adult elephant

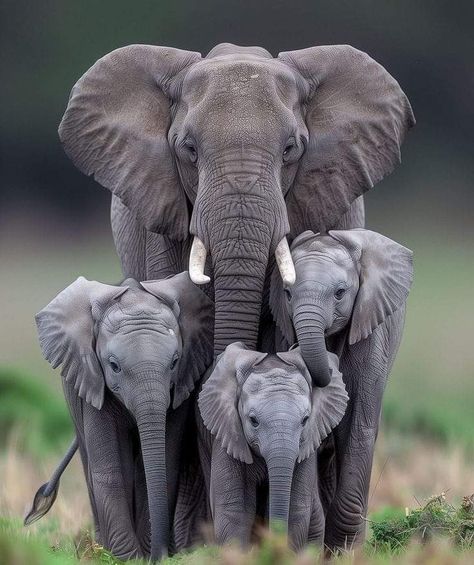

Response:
(59, 42), (414, 353)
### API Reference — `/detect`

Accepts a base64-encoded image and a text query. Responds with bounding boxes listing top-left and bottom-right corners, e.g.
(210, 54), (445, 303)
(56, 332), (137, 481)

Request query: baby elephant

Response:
(270, 229), (413, 549)
(197, 342), (348, 550)
(30, 272), (213, 561)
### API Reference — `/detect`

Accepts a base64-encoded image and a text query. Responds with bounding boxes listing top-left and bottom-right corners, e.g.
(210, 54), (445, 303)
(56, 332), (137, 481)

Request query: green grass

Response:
(0, 367), (72, 456)
(369, 494), (474, 554)
(3, 500), (474, 565)
(380, 234), (474, 451)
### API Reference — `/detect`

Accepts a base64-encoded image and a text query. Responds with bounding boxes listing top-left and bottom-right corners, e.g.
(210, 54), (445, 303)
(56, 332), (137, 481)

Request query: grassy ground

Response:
(1, 227), (473, 563)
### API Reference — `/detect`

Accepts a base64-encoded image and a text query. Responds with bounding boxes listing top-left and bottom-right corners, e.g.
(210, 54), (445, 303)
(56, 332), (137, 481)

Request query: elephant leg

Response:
(325, 307), (405, 551)
(62, 382), (102, 541)
(173, 400), (210, 552)
(210, 443), (256, 547)
(317, 434), (337, 516)
(289, 455), (318, 551)
(111, 195), (186, 280)
(80, 399), (141, 559)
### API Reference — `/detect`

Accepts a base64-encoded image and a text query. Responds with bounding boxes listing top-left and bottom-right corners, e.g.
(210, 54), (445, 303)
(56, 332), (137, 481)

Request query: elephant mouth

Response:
(189, 235), (295, 287)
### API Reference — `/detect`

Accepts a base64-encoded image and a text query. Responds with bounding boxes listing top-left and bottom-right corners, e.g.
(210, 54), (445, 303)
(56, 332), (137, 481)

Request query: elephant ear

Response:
(35, 277), (128, 409)
(59, 45), (201, 237)
(141, 272), (214, 409)
(198, 343), (267, 464)
(300, 351), (348, 462)
(329, 229), (413, 345)
(278, 45), (415, 234)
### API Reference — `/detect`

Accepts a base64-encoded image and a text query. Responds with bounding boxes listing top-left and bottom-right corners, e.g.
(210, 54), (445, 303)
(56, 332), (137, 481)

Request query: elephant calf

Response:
(30, 272), (213, 561)
(270, 228), (414, 549)
(197, 342), (348, 550)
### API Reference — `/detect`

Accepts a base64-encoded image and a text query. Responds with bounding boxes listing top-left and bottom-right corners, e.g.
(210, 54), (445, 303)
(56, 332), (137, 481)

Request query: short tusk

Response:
(189, 236), (211, 285)
(275, 237), (296, 287)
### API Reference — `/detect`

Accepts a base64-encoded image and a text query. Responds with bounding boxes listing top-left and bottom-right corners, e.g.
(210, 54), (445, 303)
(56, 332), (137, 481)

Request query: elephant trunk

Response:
(134, 389), (169, 561)
(211, 227), (270, 354)
(264, 437), (299, 532)
(190, 154), (290, 354)
(293, 300), (331, 387)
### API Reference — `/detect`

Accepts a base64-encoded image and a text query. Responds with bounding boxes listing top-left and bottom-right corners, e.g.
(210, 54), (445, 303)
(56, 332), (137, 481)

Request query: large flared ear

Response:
(141, 272), (214, 409)
(198, 343), (267, 464)
(36, 277), (128, 409)
(59, 45), (201, 238)
(278, 45), (415, 235)
(329, 229), (413, 345)
(300, 351), (348, 462)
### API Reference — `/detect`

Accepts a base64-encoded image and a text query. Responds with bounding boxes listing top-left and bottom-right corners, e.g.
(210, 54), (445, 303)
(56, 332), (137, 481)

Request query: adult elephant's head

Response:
(59, 43), (414, 353)
(35, 273), (213, 560)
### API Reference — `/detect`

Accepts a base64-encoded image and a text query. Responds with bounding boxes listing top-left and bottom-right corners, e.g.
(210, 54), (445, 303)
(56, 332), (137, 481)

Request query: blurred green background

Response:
(0, 0), (473, 557)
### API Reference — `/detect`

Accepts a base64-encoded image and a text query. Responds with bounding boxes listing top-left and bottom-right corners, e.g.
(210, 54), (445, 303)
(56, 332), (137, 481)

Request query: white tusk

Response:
(275, 237), (296, 287)
(189, 236), (211, 285)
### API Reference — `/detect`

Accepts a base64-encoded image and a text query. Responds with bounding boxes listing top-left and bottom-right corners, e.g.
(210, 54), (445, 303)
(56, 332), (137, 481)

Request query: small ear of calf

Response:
(199, 343), (266, 464)
(299, 351), (348, 462)
(329, 229), (413, 345)
(36, 277), (127, 409)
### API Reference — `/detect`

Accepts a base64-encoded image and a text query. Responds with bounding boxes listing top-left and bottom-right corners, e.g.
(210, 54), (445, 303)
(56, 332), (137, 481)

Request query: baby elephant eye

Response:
(249, 415), (259, 428)
(301, 415), (309, 427)
(335, 287), (346, 300)
(109, 358), (121, 373)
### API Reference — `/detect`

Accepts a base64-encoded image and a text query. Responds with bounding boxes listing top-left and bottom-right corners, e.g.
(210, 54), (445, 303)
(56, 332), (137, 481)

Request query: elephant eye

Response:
(284, 288), (292, 302)
(170, 354), (179, 370)
(301, 415), (309, 427)
(249, 415), (259, 428)
(184, 141), (197, 163)
(335, 287), (346, 300)
(109, 358), (121, 373)
(283, 139), (296, 161)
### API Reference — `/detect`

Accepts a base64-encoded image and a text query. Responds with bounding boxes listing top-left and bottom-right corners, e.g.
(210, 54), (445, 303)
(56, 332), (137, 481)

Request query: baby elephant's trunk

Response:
(264, 434), (299, 534)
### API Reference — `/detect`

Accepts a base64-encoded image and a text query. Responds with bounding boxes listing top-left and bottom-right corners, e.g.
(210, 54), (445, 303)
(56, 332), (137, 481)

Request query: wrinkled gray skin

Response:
(34, 272), (213, 561)
(58, 42), (414, 356)
(270, 229), (413, 549)
(197, 342), (348, 549)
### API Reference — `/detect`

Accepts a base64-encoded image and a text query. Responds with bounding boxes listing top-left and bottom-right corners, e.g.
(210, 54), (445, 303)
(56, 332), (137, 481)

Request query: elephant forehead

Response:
(242, 369), (309, 396)
(100, 300), (177, 333)
(183, 58), (299, 109)
(293, 238), (354, 266)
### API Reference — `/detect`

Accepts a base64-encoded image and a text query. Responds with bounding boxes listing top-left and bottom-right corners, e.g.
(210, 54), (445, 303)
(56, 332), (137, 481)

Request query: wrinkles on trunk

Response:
(133, 386), (169, 562)
(264, 436), (299, 534)
(292, 301), (331, 387)
(191, 152), (290, 353)
(208, 191), (276, 354)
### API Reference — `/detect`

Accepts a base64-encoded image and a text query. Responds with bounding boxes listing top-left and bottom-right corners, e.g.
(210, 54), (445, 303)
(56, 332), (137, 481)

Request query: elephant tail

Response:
(24, 437), (78, 526)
